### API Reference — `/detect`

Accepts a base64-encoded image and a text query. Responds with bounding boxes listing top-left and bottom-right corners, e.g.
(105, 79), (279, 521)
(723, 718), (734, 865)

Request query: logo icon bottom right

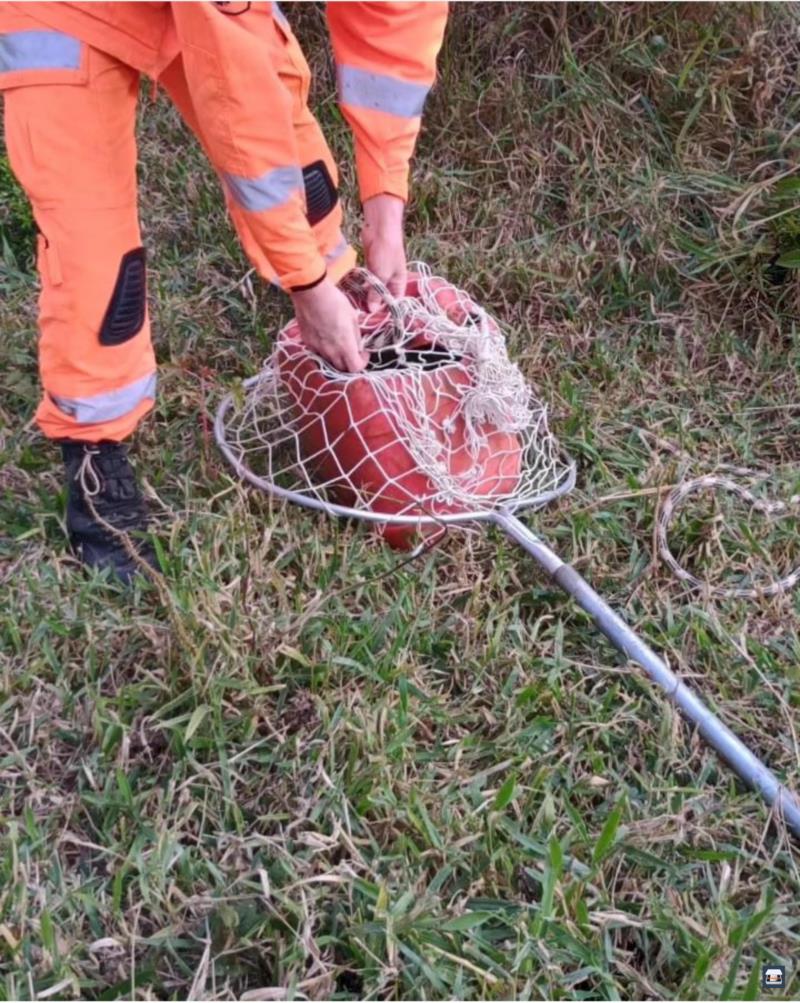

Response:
(762, 965), (786, 990)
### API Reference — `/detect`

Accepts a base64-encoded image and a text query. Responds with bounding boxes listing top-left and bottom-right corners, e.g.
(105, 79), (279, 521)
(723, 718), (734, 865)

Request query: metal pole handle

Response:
(493, 509), (800, 839)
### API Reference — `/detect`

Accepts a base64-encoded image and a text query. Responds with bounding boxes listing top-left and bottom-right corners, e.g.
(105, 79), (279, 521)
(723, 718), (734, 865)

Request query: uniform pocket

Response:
(0, 29), (87, 91)
(270, 5), (311, 109)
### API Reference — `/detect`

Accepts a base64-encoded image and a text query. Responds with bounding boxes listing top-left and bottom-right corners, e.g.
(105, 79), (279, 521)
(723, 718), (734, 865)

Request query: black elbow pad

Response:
(303, 160), (338, 227)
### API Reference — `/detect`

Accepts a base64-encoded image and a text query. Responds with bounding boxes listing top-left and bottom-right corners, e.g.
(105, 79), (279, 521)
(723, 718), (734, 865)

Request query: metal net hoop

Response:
(215, 263), (575, 534)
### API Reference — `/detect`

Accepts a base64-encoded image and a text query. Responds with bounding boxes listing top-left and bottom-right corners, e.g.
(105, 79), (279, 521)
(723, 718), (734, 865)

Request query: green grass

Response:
(2, 3), (800, 999)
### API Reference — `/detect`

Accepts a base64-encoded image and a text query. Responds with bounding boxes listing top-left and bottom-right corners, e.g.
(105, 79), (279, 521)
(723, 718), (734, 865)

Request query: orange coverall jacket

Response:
(0, 1), (448, 441)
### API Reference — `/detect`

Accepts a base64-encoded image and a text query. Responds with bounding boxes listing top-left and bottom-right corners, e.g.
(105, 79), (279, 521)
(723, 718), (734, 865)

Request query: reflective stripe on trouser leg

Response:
(3, 43), (156, 443)
(50, 372), (156, 424)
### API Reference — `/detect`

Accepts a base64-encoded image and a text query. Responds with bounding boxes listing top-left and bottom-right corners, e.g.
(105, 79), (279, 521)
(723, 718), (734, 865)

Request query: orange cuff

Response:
(271, 251), (328, 291)
(354, 147), (411, 204)
(358, 170), (409, 204)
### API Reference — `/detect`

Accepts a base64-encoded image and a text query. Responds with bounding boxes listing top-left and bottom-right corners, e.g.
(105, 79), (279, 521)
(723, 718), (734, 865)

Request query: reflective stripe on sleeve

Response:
(337, 65), (429, 118)
(223, 165), (304, 213)
(325, 233), (349, 265)
(272, 1), (289, 28)
(0, 31), (81, 73)
(51, 372), (156, 424)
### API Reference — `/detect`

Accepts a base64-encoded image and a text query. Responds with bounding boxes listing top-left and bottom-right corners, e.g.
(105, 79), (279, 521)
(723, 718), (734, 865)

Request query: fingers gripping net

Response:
(215, 264), (575, 543)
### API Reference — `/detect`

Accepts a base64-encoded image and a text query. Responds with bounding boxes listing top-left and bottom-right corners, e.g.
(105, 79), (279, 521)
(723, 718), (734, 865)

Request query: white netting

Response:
(216, 264), (574, 540)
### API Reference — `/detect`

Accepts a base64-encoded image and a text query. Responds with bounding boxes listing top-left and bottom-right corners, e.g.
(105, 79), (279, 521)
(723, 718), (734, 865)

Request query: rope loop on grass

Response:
(657, 469), (800, 599)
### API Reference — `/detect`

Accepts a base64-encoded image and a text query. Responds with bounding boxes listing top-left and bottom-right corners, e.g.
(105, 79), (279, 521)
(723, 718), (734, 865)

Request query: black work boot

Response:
(61, 441), (158, 584)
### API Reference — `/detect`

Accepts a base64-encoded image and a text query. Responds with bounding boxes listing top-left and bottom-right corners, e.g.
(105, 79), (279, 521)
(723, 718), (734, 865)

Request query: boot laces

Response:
(75, 445), (142, 513)
(78, 448), (103, 498)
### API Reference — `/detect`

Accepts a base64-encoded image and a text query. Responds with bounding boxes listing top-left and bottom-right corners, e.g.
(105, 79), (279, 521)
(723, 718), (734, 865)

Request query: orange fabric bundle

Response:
(277, 274), (522, 549)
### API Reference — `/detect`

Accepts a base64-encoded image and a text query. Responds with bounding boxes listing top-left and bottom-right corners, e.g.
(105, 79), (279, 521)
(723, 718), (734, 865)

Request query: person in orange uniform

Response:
(0, 0), (448, 582)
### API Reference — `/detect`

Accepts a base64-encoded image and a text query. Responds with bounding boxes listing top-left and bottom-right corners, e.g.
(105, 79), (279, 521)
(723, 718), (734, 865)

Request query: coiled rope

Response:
(657, 468), (800, 598)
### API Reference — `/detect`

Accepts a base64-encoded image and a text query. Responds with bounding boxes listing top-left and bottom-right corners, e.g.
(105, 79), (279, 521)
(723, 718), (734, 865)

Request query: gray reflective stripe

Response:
(325, 234), (349, 264)
(337, 65), (429, 118)
(0, 30), (81, 73)
(272, 1), (289, 27)
(224, 165), (303, 213)
(51, 372), (156, 424)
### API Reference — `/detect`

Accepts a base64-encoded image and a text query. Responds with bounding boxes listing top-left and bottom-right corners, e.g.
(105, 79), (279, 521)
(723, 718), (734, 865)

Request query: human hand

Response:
(290, 278), (368, 372)
(362, 194), (407, 311)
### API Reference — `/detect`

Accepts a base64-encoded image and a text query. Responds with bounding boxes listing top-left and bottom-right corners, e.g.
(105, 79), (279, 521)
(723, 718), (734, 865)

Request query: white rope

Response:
(657, 469), (800, 598)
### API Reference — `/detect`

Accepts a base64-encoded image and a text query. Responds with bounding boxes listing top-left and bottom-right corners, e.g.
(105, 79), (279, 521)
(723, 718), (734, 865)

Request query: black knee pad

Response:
(100, 247), (147, 346)
(303, 161), (338, 227)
